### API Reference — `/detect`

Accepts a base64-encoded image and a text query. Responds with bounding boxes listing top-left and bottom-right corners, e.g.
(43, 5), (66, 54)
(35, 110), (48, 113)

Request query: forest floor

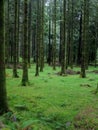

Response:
(0, 65), (98, 130)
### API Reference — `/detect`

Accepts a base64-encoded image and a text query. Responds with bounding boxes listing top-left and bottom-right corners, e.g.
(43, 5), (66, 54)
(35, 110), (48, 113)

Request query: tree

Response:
(59, 0), (63, 65)
(0, 0), (8, 114)
(77, 11), (82, 65)
(17, 0), (20, 63)
(21, 0), (29, 86)
(95, 5), (98, 67)
(66, 0), (74, 69)
(80, 0), (89, 78)
(28, 0), (32, 67)
(60, 0), (66, 75)
(35, 0), (40, 76)
(5, 0), (10, 63)
(69, 0), (74, 69)
(13, 0), (19, 78)
(47, 2), (52, 65)
(52, 0), (57, 70)
(40, 0), (45, 72)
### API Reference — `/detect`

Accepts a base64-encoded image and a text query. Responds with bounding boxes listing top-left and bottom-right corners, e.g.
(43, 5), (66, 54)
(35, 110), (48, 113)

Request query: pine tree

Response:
(0, 0), (8, 114)
(13, 0), (19, 78)
(52, 0), (56, 70)
(40, 0), (45, 72)
(28, 0), (31, 67)
(35, 0), (40, 76)
(80, 0), (88, 78)
(21, 0), (29, 86)
(60, 0), (66, 75)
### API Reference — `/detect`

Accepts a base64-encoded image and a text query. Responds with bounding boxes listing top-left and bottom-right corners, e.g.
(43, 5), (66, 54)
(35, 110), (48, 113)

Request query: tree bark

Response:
(35, 0), (40, 76)
(0, 0), (8, 115)
(21, 0), (29, 86)
(28, 1), (31, 67)
(52, 0), (56, 70)
(40, 0), (45, 72)
(13, 0), (19, 78)
(60, 0), (66, 75)
(80, 0), (88, 78)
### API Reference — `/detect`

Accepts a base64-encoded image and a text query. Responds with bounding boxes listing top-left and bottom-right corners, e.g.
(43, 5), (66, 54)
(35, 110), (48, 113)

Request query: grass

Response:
(0, 64), (98, 130)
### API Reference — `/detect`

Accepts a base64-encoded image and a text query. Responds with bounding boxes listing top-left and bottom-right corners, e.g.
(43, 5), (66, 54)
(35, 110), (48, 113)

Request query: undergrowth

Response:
(0, 65), (98, 130)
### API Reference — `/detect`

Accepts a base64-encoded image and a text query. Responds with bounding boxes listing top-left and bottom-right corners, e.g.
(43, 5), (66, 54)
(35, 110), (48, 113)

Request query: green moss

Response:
(3, 65), (98, 129)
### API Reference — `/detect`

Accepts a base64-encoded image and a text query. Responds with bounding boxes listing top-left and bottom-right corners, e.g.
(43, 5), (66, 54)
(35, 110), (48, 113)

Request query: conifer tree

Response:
(0, 0), (8, 114)
(21, 0), (29, 85)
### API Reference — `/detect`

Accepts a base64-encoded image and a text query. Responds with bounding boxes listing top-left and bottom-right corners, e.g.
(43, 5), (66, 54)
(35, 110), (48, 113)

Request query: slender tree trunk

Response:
(47, 5), (52, 66)
(61, 0), (66, 75)
(66, 0), (70, 69)
(17, 0), (20, 63)
(35, 0), (40, 76)
(28, 1), (31, 67)
(52, 0), (56, 70)
(32, 30), (36, 63)
(85, 0), (89, 69)
(0, 0), (8, 115)
(69, 0), (74, 69)
(13, 0), (19, 78)
(59, 2), (62, 65)
(40, 0), (45, 72)
(80, 0), (88, 78)
(47, 15), (52, 65)
(95, 9), (98, 67)
(21, 0), (29, 86)
(77, 12), (82, 65)
(5, 0), (10, 64)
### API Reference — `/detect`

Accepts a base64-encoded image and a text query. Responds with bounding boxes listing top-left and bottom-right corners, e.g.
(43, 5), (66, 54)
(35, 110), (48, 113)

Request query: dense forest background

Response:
(0, 0), (98, 129)
(4, 0), (98, 78)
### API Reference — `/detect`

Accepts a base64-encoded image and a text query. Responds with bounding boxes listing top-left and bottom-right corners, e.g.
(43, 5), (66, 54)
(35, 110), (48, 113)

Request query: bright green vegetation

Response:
(0, 65), (98, 130)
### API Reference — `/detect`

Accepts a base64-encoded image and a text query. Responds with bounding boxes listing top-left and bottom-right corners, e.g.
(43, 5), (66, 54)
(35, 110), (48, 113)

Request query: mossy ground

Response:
(0, 65), (98, 130)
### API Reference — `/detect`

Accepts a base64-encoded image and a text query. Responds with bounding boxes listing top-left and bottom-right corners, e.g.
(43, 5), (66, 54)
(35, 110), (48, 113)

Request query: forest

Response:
(0, 0), (98, 129)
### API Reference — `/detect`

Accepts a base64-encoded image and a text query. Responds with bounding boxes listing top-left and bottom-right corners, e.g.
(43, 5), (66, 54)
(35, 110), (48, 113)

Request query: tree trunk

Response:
(21, 0), (29, 86)
(28, 1), (31, 67)
(13, 0), (19, 78)
(60, 0), (66, 75)
(40, 0), (45, 72)
(47, 4), (52, 66)
(59, 3), (62, 65)
(77, 12), (82, 65)
(17, 0), (20, 63)
(0, 0), (8, 115)
(80, 0), (88, 78)
(52, 0), (56, 70)
(35, 0), (40, 76)
(69, 0), (74, 69)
